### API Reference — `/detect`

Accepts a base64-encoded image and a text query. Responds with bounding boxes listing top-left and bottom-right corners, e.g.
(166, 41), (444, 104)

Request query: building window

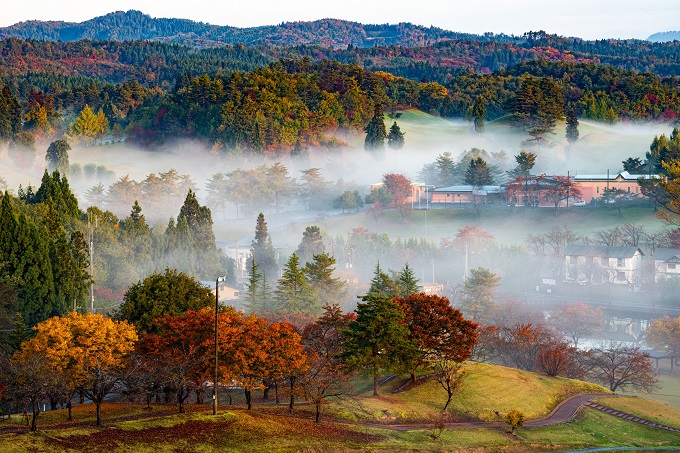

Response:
(669, 264), (676, 270)
(596, 187), (599, 194)
(627, 186), (631, 192)
(617, 271), (626, 281)
(617, 258), (624, 267)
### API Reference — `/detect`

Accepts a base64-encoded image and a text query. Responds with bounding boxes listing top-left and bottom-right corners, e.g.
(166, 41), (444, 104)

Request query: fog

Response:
(2, 116), (679, 346)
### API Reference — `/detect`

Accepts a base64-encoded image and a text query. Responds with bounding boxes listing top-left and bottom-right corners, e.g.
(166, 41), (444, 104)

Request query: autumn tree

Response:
(433, 361), (467, 411)
(300, 304), (355, 422)
(18, 312), (137, 427)
(3, 350), (66, 431)
(549, 303), (604, 348)
(504, 408), (525, 434)
(588, 343), (658, 393)
(342, 295), (416, 396)
(382, 173), (412, 211)
(645, 316), (680, 360)
(262, 321), (307, 411)
(395, 293), (478, 382)
(118, 269), (215, 334)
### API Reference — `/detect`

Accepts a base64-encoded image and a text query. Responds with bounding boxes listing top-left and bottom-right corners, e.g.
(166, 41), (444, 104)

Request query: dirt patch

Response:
(45, 419), (236, 451)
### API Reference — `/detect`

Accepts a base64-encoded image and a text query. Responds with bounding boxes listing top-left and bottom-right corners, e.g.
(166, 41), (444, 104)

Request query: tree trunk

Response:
(67, 401), (72, 421)
(275, 382), (280, 404)
(288, 377), (295, 414)
(411, 371), (417, 383)
(245, 389), (252, 410)
(373, 372), (380, 396)
(315, 402), (321, 423)
(262, 382), (271, 401)
(443, 392), (453, 411)
(95, 400), (101, 427)
(30, 400), (39, 432)
(79, 389), (85, 404)
(50, 399), (57, 411)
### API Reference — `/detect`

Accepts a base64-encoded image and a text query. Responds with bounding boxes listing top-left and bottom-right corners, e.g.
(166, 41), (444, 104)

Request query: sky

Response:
(1, 0), (678, 40)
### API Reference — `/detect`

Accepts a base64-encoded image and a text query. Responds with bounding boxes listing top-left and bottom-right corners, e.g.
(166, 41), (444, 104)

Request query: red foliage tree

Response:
(395, 293), (478, 381)
(300, 304), (356, 422)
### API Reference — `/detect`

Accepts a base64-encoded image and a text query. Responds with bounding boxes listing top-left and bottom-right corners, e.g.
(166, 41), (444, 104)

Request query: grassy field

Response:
(2, 402), (678, 452)
(323, 362), (607, 424)
(592, 395), (680, 429)
(2, 363), (678, 452)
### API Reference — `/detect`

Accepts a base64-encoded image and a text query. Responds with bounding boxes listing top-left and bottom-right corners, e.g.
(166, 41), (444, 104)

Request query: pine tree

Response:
(243, 258), (262, 314)
(177, 189), (220, 279)
(566, 107), (579, 146)
(342, 295), (417, 396)
(387, 122), (405, 150)
(275, 253), (317, 314)
(471, 96), (487, 135)
(364, 104), (386, 152)
(296, 226), (324, 265)
(367, 262), (399, 298)
(305, 253), (347, 306)
(251, 213), (277, 278)
(397, 263), (420, 296)
(464, 157), (494, 187)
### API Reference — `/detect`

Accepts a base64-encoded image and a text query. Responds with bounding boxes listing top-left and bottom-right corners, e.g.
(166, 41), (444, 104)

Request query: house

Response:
(418, 282), (444, 295)
(369, 181), (432, 206)
(200, 281), (241, 303)
(430, 185), (505, 205)
(564, 244), (644, 285)
(572, 171), (656, 203)
(652, 248), (680, 282)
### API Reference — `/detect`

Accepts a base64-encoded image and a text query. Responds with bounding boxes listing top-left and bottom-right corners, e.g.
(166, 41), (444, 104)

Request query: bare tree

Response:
(549, 302), (604, 348)
(433, 361), (467, 411)
(587, 342), (659, 393)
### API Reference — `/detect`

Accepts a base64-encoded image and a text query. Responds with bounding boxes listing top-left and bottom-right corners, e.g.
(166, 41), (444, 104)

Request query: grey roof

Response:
(653, 248), (680, 261)
(564, 244), (644, 258)
(574, 171), (659, 181)
(433, 185), (503, 194)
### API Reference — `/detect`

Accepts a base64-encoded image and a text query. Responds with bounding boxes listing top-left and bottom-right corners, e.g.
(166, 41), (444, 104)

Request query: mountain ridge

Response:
(0, 10), (488, 48)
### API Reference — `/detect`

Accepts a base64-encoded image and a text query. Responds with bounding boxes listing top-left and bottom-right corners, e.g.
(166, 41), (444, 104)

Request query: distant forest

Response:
(1, 12), (680, 152)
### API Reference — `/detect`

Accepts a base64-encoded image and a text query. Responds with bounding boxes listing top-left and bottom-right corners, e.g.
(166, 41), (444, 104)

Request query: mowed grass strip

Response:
(592, 395), (680, 430)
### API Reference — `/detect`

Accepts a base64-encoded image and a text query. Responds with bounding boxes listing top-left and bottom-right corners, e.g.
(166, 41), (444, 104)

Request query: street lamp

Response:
(214, 275), (227, 416)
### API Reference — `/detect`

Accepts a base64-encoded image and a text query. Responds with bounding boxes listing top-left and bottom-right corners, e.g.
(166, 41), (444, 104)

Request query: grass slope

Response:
(325, 362), (607, 424)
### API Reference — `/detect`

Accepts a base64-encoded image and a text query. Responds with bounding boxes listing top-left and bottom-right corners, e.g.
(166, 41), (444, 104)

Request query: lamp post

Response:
(214, 275), (227, 415)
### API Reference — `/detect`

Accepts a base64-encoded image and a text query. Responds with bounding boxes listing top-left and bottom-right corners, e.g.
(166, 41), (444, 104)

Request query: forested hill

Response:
(0, 10), (483, 48)
(648, 31), (680, 43)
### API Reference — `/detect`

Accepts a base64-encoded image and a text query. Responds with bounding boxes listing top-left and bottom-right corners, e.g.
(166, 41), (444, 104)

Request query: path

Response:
(2, 393), (679, 436)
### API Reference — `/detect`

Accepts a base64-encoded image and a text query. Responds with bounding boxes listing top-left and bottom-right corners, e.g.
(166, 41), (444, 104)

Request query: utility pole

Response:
(87, 212), (98, 312)
(214, 275), (226, 416)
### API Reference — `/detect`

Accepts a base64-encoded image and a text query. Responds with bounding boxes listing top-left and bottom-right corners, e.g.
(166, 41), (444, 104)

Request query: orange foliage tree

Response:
(17, 312), (137, 426)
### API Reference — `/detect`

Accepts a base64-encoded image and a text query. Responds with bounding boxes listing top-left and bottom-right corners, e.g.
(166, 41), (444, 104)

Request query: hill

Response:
(0, 10), (483, 49)
(1, 363), (679, 452)
(648, 31), (680, 43)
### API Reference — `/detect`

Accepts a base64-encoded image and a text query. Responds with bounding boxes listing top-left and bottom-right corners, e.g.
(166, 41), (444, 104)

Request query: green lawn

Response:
(592, 395), (680, 429)
(318, 362), (607, 424)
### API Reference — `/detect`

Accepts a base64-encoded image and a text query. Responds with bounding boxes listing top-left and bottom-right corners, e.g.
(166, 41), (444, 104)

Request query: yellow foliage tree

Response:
(17, 312), (137, 425)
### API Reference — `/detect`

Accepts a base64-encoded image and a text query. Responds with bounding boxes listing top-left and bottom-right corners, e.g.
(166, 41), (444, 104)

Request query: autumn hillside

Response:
(3, 362), (680, 453)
